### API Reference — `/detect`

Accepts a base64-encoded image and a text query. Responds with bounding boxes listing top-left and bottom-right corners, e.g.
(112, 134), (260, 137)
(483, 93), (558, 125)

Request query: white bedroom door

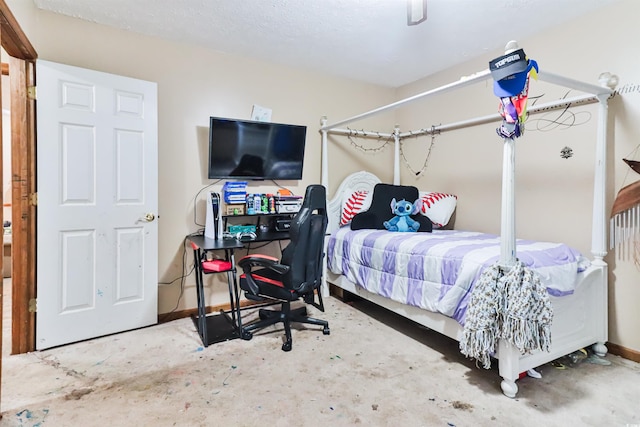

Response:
(35, 60), (158, 350)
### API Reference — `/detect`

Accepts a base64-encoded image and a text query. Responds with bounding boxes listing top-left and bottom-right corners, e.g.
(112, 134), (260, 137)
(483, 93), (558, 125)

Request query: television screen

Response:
(208, 117), (307, 180)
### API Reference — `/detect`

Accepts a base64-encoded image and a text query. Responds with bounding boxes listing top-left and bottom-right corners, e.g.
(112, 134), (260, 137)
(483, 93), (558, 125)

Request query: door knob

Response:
(143, 213), (156, 222)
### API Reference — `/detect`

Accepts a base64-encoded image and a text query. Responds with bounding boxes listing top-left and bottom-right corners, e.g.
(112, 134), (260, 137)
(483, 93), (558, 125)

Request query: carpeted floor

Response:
(1, 294), (639, 427)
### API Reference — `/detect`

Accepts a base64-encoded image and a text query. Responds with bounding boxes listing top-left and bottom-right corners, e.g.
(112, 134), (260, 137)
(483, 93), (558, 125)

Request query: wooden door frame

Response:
(0, 0), (37, 412)
(9, 55), (36, 355)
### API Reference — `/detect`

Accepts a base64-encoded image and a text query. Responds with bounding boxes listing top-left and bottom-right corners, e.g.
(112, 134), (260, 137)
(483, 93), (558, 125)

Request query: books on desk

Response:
(223, 181), (248, 204)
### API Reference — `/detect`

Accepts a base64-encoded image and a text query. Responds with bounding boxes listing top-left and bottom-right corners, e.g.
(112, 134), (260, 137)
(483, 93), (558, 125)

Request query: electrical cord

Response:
(270, 179), (296, 196)
(193, 179), (223, 227)
(158, 236), (194, 322)
(242, 241), (273, 255)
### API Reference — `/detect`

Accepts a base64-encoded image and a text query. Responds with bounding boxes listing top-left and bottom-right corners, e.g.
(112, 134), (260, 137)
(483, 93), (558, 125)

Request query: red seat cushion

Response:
(201, 259), (232, 273)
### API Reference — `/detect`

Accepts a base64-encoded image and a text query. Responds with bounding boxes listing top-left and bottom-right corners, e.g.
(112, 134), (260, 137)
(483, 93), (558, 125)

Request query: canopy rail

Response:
(399, 93), (599, 138)
(320, 59), (615, 263)
(321, 68), (613, 133)
(325, 93), (600, 141)
(325, 128), (394, 139)
(321, 69), (492, 131)
(324, 93), (600, 187)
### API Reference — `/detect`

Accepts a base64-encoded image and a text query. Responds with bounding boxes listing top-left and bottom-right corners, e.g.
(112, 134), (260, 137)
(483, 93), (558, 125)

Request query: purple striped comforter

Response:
(327, 228), (590, 325)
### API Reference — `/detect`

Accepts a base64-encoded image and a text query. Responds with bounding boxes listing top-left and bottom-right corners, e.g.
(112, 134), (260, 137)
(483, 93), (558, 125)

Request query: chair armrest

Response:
(237, 254), (289, 275)
(237, 254), (290, 296)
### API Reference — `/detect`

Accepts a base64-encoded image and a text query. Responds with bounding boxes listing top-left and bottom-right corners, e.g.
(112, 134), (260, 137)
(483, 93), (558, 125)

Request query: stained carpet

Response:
(1, 296), (638, 426)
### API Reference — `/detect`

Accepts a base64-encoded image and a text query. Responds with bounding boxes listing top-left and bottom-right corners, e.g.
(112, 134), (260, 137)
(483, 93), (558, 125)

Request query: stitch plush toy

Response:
(383, 198), (421, 232)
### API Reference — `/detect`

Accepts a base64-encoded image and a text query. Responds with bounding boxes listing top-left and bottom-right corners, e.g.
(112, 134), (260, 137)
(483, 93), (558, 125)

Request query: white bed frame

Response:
(319, 44), (614, 398)
(325, 170), (607, 398)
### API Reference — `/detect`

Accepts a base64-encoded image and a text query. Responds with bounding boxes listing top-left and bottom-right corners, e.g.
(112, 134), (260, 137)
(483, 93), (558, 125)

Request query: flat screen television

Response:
(208, 116), (307, 180)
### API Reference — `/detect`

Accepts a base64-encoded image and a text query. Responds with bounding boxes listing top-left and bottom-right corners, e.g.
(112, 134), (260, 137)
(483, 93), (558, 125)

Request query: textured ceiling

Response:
(33, 0), (620, 87)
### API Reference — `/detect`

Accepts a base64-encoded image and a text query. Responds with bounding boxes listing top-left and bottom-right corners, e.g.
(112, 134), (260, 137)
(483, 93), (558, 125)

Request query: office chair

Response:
(237, 184), (330, 351)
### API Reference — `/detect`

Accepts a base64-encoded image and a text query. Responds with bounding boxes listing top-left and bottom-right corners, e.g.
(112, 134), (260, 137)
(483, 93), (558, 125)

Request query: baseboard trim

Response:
(158, 299), (263, 324)
(607, 342), (640, 363)
(160, 291), (640, 364)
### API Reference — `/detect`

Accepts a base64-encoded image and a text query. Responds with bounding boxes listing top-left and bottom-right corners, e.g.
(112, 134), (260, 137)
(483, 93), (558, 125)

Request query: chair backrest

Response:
(280, 184), (328, 294)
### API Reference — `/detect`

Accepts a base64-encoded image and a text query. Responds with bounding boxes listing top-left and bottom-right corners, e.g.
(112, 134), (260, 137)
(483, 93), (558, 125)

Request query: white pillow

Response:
(419, 191), (457, 227)
(340, 190), (373, 226)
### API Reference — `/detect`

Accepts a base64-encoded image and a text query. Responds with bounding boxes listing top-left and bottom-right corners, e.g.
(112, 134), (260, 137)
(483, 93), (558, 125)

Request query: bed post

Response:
(393, 125), (400, 185)
(496, 42), (521, 268)
(320, 116), (330, 297)
(321, 116), (329, 189)
(590, 89), (612, 357)
(592, 94), (609, 263)
(496, 41), (523, 398)
(500, 137), (517, 268)
(498, 132), (518, 398)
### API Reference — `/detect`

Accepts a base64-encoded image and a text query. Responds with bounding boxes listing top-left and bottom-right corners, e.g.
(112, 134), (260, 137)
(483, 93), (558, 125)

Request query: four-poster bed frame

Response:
(318, 57), (615, 398)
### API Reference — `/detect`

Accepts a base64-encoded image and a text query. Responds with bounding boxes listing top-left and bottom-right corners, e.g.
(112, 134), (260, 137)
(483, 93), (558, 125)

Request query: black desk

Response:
(188, 231), (290, 346)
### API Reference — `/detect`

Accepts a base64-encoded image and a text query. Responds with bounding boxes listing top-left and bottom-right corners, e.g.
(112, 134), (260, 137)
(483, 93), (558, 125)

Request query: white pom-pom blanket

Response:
(459, 260), (553, 369)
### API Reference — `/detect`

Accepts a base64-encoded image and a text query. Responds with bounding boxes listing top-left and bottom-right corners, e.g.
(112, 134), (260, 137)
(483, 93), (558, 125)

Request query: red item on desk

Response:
(201, 259), (232, 272)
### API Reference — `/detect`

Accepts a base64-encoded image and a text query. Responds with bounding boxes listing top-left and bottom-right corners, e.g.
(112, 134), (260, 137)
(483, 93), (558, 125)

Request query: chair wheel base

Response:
(282, 341), (292, 352)
(323, 327), (330, 335)
(241, 330), (253, 340)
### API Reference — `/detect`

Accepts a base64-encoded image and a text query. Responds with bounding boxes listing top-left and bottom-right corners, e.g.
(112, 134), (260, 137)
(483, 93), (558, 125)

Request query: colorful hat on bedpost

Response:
(489, 42), (538, 139)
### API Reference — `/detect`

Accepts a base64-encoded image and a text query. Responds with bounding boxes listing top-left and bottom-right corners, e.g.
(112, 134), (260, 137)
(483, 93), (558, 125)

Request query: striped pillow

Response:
(340, 190), (372, 226)
(419, 191), (457, 228)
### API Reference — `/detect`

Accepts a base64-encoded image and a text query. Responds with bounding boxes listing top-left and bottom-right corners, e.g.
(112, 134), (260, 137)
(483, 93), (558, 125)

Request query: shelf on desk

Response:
(252, 230), (290, 242)
(223, 212), (293, 219)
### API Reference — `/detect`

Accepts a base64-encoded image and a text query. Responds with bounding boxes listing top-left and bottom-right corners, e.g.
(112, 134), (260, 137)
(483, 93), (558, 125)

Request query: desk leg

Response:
(228, 250), (243, 333)
(193, 247), (208, 346)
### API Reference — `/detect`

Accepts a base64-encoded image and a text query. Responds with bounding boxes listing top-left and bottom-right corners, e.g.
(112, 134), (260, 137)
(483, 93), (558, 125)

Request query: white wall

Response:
(6, 0), (639, 353)
(393, 0), (640, 353)
(5, 1), (397, 315)
(307, 1), (640, 353)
